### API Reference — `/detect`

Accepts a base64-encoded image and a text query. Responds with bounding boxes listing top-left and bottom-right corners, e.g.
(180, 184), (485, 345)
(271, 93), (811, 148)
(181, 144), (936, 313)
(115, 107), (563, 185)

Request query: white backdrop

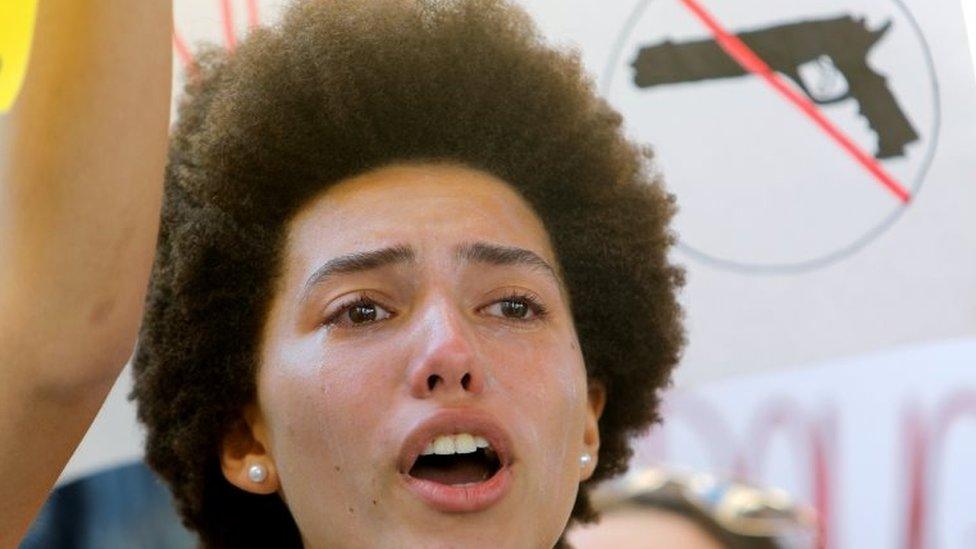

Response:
(46, 1), (976, 547)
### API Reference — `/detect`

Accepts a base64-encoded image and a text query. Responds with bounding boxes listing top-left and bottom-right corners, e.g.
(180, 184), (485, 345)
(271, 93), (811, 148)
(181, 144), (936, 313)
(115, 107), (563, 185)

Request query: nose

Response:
(407, 297), (486, 400)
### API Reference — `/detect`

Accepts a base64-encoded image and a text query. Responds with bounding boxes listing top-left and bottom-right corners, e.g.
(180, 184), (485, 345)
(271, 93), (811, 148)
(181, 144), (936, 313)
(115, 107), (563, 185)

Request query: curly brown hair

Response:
(131, 0), (685, 546)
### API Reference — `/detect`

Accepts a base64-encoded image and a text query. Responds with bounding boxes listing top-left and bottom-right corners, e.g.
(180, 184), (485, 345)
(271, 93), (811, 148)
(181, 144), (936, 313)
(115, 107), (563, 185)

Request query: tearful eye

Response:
(499, 299), (529, 319)
(482, 293), (547, 321)
(349, 303), (380, 323)
(325, 297), (393, 328)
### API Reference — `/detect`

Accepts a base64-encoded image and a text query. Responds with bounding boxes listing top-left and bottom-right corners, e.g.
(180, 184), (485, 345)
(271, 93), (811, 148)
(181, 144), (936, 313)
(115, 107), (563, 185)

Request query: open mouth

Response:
(399, 413), (514, 512)
(408, 434), (503, 485)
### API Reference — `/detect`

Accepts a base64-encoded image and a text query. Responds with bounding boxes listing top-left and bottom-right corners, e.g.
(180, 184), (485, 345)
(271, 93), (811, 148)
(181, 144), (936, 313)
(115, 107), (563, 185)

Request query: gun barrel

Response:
(632, 39), (746, 88)
(632, 16), (882, 89)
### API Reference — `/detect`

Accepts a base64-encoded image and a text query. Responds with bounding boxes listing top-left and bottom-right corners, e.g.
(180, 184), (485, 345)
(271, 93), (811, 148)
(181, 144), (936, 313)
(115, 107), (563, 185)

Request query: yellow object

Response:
(0, 0), (39, 113)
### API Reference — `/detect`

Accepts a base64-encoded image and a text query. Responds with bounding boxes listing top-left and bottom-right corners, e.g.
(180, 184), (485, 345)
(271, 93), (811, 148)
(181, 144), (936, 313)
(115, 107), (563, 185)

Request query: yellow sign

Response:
(0, 0), (39, 113)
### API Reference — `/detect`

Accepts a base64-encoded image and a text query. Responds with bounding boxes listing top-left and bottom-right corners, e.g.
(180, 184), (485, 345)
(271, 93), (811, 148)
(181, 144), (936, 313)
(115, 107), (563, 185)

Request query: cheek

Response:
(494, 329), (588, 457)
(259, 338), (402, 483)
(493, 329), (588, 533)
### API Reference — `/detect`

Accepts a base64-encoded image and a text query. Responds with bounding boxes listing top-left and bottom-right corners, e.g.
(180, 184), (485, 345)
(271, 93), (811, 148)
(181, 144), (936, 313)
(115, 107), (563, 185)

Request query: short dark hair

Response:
(131, 0), (686, 546)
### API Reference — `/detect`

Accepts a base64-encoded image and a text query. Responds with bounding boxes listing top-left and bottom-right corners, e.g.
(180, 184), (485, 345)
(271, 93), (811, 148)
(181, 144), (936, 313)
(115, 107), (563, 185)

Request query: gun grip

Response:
(847, 62), (919, 159)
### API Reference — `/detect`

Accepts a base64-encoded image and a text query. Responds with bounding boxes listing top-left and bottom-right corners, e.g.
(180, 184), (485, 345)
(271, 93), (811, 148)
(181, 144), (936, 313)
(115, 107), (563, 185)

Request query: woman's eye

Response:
(483, 294), (547, 321)
(326, 298), (393, 327)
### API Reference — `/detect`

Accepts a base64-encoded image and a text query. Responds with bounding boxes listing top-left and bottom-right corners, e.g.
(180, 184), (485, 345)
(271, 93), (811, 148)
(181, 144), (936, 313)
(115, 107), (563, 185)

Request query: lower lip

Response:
(401, 466), (513, 513)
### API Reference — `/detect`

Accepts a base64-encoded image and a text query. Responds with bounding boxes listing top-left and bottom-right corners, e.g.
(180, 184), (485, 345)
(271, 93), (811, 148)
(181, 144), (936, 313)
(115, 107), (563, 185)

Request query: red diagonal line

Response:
(679, 0), (912, 203)
(172, 29), (200, 80)
(246, 0), (260, 29)
(221, 0), (237, 51)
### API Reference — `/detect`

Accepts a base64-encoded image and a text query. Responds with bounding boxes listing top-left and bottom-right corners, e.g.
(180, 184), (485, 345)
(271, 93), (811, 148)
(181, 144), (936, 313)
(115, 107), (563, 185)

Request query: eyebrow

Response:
(300, 244), (416, 303)
(455, 242), (562, 287)
(299, 241), (563, 303)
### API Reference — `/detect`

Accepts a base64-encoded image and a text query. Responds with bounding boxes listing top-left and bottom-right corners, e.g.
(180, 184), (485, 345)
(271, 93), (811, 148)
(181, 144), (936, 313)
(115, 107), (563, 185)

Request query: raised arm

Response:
(0, 0), (172, 543)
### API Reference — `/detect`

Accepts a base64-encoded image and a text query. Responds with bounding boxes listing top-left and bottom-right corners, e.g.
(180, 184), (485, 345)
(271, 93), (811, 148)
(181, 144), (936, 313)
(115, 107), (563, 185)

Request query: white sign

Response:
(636, 338), (976, 549)
(56, 7), (976, 549)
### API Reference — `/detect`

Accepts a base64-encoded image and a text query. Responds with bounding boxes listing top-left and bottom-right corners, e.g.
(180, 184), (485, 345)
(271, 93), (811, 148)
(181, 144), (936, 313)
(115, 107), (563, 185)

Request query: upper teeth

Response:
(421, 433), (491, 456)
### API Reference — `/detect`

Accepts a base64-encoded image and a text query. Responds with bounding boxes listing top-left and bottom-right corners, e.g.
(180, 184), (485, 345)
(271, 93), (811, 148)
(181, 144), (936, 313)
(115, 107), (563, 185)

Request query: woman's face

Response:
(221, 163), (604, 548)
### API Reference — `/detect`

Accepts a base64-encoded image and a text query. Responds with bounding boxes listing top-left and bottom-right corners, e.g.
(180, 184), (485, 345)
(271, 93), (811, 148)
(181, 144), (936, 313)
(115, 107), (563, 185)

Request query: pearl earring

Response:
(579, 452), (592, 469)
(248, 463), (268, 483)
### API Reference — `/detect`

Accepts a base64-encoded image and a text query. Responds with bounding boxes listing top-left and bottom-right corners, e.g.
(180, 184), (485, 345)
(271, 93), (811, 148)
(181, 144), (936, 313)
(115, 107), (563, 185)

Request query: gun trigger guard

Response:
(784, 70), (844, 106)
(812, 92), (852, 106)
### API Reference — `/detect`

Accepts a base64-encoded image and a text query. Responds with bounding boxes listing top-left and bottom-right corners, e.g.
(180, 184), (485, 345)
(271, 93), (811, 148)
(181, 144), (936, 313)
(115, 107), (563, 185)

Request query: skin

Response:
(221, 163), (606, 548)
(566, 508), (724, 549)
(0, 0), (171, 544)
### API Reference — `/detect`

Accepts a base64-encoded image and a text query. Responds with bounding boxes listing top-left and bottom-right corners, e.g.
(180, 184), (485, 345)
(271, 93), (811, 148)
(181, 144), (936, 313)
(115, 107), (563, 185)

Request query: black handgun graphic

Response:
(632, 16), (918, 159)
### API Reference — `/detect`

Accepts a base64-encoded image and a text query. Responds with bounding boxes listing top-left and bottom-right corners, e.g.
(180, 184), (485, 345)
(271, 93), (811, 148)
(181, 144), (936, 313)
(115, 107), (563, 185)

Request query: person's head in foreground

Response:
(568, 468), (816, 549)
(131, 0), (685, 546)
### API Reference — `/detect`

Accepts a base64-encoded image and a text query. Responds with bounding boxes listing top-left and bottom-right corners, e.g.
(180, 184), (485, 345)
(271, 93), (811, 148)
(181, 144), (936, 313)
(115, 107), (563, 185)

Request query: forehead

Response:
(283, 163), (559, 272)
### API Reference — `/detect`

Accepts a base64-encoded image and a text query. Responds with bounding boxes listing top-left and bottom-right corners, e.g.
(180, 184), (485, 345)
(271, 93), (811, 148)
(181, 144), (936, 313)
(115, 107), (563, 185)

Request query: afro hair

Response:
(131, 0), (686, 546)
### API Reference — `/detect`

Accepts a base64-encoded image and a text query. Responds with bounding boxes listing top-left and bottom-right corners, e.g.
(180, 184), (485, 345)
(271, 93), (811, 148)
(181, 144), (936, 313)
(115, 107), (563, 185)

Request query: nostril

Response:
(461, 372), (471, 390)
(427, 374), (441, 391)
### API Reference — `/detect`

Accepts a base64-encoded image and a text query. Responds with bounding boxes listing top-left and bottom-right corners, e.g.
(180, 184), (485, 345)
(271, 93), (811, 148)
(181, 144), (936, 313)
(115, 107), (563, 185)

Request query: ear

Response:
(580, 380), (606, 481)
(220, 403), (280, 495)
